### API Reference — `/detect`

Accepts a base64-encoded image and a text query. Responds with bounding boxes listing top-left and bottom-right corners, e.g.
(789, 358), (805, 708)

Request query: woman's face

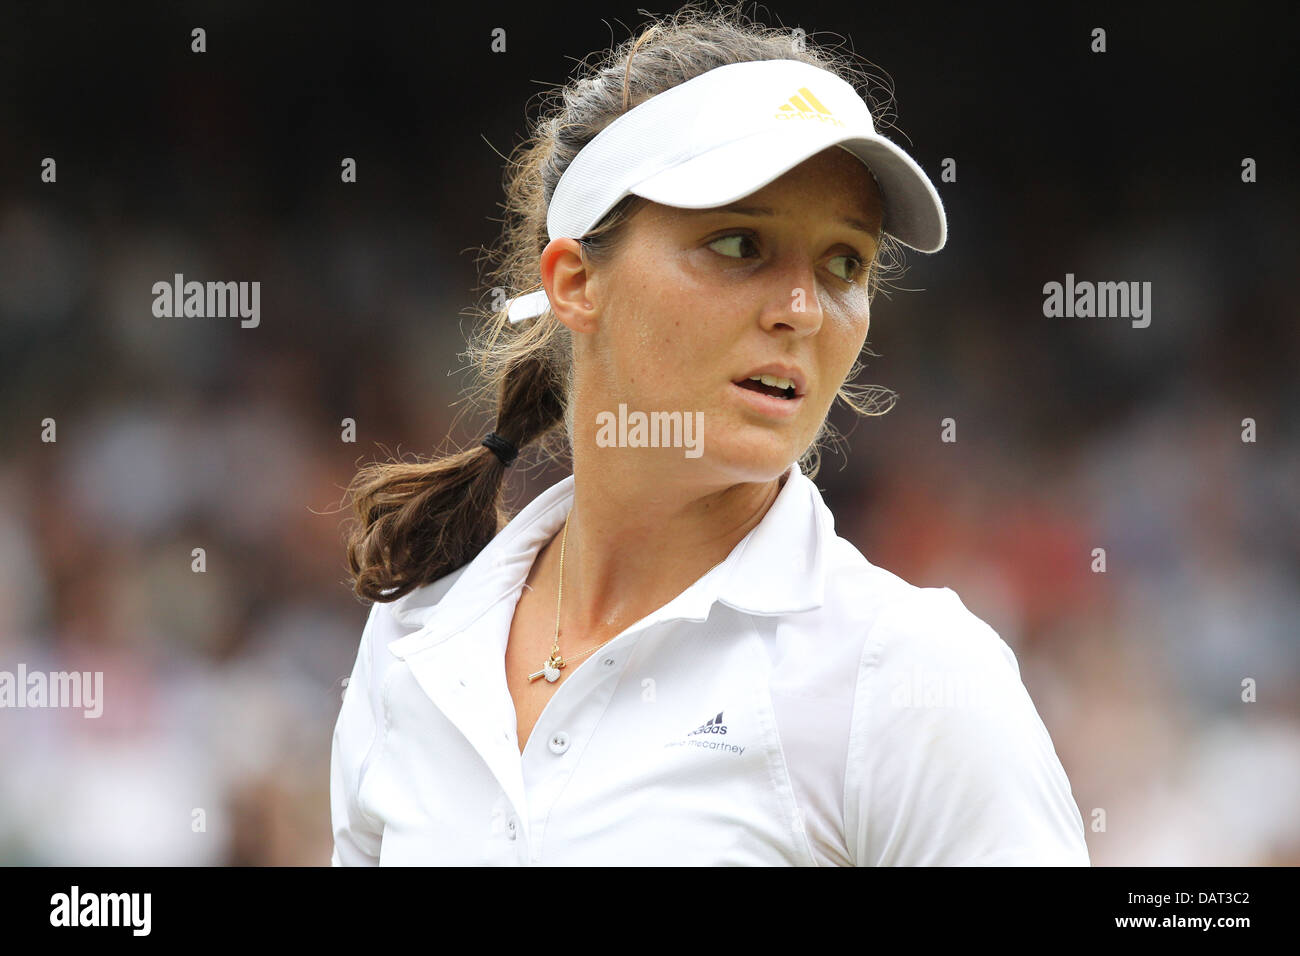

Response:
(555, 145), (885, 485)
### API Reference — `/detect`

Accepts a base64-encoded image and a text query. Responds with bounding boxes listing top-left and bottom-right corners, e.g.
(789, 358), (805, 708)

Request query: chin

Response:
(701, 443), (798, 484)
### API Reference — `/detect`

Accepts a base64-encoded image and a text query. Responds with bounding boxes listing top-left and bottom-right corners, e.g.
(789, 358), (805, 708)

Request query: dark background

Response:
(0, 0), (1296, 864)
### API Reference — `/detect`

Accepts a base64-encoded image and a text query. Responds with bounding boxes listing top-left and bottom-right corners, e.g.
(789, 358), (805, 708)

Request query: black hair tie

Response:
(481, 432), (519, 467)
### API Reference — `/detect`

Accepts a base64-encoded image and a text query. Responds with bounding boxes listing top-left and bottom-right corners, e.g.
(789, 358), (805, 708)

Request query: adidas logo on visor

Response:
(774, 86), (845, 127)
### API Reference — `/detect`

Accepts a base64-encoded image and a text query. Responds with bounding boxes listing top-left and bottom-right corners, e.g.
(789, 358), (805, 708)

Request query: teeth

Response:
(749, 374), (796, 391)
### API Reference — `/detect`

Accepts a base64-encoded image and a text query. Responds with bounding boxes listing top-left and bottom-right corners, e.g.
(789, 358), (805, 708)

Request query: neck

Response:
(552, 446), (787, 644)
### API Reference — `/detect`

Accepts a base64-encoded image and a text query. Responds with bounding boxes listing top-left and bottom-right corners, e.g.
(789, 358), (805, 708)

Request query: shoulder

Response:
(384, 563), (472, 621)
(822, 544), (1088, 864)
(816, 531), (1013, 675)
(862, 581), (1017, 684)
(822, 533), (1028, 742)
(359, 563), (474, 658)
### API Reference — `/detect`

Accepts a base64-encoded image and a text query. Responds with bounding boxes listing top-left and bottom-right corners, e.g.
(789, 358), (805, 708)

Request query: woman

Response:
(331, 6), (1090, 866)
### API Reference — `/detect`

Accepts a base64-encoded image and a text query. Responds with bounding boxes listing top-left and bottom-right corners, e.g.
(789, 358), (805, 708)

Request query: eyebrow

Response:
(695, 202), (882, 243)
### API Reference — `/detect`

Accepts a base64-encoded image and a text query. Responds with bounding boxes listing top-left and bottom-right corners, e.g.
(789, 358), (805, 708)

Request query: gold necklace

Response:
(527, 512), (617, 682)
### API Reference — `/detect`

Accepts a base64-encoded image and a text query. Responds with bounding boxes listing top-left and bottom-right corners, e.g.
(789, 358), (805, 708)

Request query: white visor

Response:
(506, 58), (946, 323)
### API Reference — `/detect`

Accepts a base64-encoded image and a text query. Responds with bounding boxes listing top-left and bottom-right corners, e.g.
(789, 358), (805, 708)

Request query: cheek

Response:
(819, 319), (870, 393)
(603, 250), (737, 399)
(634, 313), (678, 354)
(605, 314), (687, 395)
(630, 294), (710, 383)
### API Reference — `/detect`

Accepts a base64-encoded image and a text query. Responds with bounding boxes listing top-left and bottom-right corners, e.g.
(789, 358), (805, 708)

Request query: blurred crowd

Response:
(1, 6), (1296, 866)
(2, 180), (1295, 865)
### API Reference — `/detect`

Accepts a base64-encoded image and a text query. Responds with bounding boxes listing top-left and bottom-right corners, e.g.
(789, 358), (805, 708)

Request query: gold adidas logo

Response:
(774, 87), (845, 127)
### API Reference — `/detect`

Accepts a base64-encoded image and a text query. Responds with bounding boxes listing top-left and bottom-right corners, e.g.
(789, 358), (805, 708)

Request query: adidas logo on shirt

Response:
(688, 711), (728, 736)
(774, 87), (845, 127)
(665, 710), (744, 756)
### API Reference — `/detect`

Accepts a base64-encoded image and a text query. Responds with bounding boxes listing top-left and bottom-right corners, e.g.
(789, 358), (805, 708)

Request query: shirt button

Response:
(602, 657), (615, 667)
(506, 818), (518, 840)
(548, 731), (570, 755)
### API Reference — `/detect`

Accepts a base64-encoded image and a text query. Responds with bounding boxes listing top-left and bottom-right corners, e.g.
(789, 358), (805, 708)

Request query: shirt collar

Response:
(387, 462), (828, 651)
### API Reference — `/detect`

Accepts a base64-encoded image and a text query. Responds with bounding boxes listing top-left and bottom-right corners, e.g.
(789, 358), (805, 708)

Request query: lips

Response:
(731, 365), (807, 401)
(736, 378), (795, 400)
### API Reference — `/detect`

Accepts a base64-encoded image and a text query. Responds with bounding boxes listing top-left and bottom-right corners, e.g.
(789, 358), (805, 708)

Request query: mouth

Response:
(730, 366), (807, 401)
(730, 368), (807, 418)
(734, 376), (799, 401)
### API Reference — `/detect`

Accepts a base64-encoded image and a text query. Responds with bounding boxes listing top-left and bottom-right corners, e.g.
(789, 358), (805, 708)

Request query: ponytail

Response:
(344, 355), (565, 603)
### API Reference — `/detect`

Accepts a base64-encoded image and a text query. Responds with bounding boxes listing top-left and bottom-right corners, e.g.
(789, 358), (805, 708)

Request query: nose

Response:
(757, 260), (824, 336)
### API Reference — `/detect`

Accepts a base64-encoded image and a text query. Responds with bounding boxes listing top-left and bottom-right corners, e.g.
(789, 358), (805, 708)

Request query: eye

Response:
(707, 231), (869, 285)
(707, 233), (759, 259)
(829, 253), (867, 284)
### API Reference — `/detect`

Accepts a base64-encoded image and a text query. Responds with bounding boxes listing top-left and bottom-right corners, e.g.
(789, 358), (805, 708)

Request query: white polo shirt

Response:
(330, 464), (1090, 866)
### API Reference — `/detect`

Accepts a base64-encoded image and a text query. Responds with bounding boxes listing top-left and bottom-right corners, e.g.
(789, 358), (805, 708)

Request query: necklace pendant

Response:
(528, 653), (565, 683)
(543, 652), (564, 682)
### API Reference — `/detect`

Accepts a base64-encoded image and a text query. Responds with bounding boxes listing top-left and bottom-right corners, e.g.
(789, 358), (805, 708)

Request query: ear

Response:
(540, 238), (599, 334)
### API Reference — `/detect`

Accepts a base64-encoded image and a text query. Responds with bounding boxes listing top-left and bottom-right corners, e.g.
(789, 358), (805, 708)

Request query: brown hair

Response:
(342, 1), (911, 603)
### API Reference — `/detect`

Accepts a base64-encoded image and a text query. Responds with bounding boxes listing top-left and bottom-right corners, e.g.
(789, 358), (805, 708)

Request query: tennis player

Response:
(332, 8), (1090, 866)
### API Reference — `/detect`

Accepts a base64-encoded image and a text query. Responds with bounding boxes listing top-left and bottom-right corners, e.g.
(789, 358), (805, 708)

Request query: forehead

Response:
(643, 146), (884, 233)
